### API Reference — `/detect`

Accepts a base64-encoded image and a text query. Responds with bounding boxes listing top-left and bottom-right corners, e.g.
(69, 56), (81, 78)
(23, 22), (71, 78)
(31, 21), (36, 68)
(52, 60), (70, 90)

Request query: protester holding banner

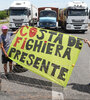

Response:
(0, 25), (19, 77)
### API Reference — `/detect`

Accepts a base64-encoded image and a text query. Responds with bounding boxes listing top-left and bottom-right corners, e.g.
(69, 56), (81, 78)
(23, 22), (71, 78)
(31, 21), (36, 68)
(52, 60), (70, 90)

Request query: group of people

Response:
(0, 25), (90, 85)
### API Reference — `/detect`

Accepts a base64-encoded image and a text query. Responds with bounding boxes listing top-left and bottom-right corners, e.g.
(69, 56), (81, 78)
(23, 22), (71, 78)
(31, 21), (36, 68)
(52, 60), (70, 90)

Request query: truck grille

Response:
(72, 19), (84, 23)
(74, 24), (82, 26)
(40, 22), (56, 26)
(74, 27), (81, 29)
(43, 22), (53, 25)
(13, 19), (24, 23)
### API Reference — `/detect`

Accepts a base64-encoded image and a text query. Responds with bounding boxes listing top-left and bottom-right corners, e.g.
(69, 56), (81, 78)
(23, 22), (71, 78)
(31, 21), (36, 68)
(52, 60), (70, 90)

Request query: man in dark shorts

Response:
(0, 25), (19, 76)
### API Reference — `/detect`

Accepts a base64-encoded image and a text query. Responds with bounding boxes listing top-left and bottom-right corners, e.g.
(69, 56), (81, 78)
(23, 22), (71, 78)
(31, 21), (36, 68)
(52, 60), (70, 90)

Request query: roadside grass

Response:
(0, 21), (9, 24)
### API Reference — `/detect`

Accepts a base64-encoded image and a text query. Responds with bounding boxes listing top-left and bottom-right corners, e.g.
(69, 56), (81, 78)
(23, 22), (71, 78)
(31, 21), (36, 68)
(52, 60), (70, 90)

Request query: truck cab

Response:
(37, 7), (58, 29)
(59, 1), (88, 32)
(9, 0), (37, 30)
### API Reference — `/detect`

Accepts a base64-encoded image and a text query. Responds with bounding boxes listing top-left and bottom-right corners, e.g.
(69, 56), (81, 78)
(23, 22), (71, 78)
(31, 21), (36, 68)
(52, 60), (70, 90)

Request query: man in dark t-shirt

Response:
(0, 25), (19, 76)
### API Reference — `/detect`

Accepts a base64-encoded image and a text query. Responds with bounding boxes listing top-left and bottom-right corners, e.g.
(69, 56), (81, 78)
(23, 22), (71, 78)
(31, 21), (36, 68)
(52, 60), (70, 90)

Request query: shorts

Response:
(2, 55), (12, 64)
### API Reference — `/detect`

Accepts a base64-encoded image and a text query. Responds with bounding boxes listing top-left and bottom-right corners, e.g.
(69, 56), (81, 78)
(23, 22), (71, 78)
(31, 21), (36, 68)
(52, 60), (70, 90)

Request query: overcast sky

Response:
(0, 0), (90, 10)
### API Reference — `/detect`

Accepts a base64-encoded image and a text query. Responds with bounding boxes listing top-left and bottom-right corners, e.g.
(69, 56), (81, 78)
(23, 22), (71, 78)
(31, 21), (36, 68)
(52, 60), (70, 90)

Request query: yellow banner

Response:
(7, 26), (83, 87)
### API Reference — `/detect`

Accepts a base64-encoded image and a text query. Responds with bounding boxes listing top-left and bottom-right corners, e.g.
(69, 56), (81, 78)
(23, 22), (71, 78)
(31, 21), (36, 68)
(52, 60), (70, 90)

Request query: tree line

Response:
(0, 9), (9, 20)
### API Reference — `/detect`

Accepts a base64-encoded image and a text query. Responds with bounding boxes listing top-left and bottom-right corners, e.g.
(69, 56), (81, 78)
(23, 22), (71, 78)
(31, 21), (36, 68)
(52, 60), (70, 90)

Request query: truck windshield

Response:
(68, 9), (88, 16)
(40, 10), (56, 17)
(10, 9), (28, 16)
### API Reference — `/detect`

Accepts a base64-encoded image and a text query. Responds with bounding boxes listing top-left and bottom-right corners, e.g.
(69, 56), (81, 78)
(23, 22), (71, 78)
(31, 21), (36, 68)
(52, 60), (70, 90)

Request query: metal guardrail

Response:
(0, 19), (7, 23)
(0, 18), (9, 23)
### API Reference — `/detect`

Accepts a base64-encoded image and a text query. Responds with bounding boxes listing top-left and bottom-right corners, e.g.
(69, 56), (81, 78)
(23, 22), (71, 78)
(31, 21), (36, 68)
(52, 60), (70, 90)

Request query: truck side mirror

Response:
(6, 10), (9, 16)
(35, 13), (37, 16)
(64, 10), (67, 16)
(89, 10), (90, 19)
(29, 11), (31, 15)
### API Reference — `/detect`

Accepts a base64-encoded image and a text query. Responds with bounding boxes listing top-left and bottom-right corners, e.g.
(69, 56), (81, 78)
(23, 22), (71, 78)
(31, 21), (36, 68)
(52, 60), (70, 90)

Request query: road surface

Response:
(0, 23), (90, 100)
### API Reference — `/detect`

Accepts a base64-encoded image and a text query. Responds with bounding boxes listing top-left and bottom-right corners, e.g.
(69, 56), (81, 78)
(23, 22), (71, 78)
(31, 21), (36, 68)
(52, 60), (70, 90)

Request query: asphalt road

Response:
(60, 27), (90, 100)
(0, 23), (90, 100)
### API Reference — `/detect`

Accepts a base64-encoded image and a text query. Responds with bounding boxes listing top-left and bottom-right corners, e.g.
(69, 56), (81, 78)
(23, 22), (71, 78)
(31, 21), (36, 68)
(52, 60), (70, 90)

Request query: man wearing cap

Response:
(0, 25), (19, 76)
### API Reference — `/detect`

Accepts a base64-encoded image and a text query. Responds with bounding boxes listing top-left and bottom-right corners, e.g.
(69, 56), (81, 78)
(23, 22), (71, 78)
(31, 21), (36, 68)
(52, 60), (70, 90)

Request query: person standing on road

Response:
(0, 25), (19, 76)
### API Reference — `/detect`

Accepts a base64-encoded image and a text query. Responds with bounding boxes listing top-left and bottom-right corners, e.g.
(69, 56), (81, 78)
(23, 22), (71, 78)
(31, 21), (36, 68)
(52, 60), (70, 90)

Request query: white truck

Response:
(59, 1), (88, 33)
(9, 0), (38, 30)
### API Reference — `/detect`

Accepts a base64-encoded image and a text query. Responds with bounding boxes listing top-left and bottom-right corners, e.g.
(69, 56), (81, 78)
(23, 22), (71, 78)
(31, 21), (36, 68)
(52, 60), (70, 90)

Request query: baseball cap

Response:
(1, 25), (8, 30)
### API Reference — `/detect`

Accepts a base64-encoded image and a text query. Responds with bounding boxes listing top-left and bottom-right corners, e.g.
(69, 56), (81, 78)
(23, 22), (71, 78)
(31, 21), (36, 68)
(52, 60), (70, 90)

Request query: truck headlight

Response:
(40, 23), (42, 25)
(53, 23), (56, 26)
(85, 25), (88, 28)
(25, 23), (29, 26)
(67, 24), (71, 28)
(50, 23), (56, 26)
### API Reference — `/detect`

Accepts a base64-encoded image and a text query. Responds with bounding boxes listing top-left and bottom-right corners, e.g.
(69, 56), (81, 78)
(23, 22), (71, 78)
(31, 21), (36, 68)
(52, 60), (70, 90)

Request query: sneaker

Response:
(1, 74), (8, 79)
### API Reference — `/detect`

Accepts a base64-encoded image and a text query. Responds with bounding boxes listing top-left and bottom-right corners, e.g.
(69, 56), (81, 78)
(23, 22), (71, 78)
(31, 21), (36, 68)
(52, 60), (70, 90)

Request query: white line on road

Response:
(52, 91), (64, 100)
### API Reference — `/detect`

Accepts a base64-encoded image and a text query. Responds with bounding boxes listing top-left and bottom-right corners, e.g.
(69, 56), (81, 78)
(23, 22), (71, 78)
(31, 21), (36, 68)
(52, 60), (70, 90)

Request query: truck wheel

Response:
(13, 64), (28, 73)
